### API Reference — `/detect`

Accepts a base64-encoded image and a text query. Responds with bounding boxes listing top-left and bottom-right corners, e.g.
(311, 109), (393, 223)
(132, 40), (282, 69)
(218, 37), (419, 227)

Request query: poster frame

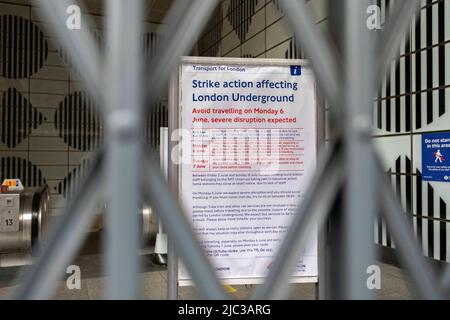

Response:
(169, 56), (324, 288)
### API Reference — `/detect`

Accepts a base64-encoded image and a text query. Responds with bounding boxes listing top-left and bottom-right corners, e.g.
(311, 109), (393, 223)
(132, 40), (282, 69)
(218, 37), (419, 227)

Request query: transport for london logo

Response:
(290, 65), (302, 76)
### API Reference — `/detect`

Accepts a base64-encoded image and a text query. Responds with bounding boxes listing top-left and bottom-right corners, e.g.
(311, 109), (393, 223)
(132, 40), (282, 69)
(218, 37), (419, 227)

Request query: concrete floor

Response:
(0, 256), (415, 299)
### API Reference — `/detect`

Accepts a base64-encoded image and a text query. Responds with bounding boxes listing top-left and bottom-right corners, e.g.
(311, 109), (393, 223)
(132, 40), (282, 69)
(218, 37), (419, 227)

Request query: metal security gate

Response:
(14, 0), (450, 299)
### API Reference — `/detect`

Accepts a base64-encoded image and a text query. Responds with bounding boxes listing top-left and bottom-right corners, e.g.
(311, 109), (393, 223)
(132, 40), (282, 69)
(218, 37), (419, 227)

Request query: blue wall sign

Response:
(422, 132), (450, 182)
(290, 65), (302, 76)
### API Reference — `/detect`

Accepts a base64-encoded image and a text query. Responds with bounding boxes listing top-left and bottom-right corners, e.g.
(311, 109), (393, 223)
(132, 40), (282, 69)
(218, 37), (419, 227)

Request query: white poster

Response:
(177, 57), (317, 284)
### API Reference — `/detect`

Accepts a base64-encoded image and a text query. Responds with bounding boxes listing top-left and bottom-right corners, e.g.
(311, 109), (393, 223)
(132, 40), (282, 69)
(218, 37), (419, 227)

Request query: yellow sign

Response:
(1, 179), (24, 191)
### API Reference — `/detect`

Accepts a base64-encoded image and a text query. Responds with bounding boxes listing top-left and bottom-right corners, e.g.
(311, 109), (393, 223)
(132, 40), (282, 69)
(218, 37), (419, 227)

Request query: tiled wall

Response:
(0, 0), (166, 216)
(196, 0), (327, 59)
(374, 0), (450, 263)
(1, 0), (448, 263)
(197, 0), (450, 263)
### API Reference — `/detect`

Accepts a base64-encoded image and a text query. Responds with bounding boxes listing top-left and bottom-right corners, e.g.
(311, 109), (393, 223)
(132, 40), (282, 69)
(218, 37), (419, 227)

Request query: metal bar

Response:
(143, 6), (222, 295)
(325, 189), (345, 299)
(253, 141), (343, 299)
(315, 89), (327, 300)
(143, 0), (219, 299)
(441, 266), (450, 295)
(317, 220), (328, 300)
(376, 0), (420, 89)
(342, 0), (377, 300)
(167, 73), (179, 300)
(15, 151), (105, 299)
(323, 2), (346, 300)
(145, 0), (219, 105)
(142, 159), (228, 300)
(278, 0), (343, 115)
(34, 0), (104, 109)
(379, 172), (441, 299)
(167, 241), (178, 299)
(104, 0), (143, 299)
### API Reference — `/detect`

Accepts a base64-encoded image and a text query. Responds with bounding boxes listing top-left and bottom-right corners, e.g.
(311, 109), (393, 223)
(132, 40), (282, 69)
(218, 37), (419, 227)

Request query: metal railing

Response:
(13, 0), (449, 299)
